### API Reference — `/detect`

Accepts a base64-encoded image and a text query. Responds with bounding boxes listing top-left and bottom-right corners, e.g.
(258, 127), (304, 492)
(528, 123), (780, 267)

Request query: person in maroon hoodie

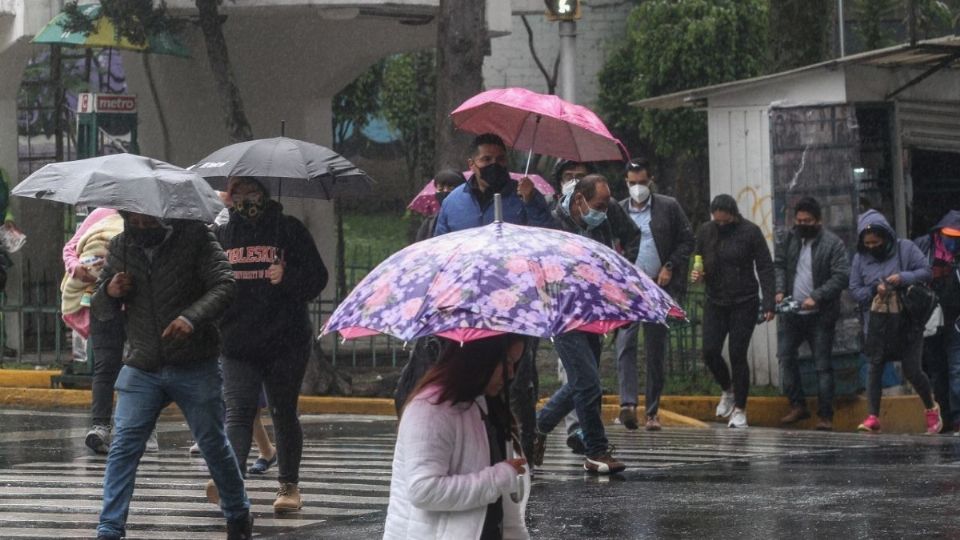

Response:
(210, 176), (327, 513)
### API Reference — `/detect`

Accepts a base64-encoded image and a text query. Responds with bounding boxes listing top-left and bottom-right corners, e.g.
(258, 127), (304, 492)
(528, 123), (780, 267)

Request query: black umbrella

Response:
(187, 137), (375, 199)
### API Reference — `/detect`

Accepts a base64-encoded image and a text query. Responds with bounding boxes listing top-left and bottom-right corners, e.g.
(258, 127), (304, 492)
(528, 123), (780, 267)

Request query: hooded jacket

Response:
(913, 209), (960, 320)
(91, 221), (235, 372)
(433, 177), (551, 235)
(215, 201), (327, 360)
(849, 210), (931, 318)
(694, 217), (775, 311)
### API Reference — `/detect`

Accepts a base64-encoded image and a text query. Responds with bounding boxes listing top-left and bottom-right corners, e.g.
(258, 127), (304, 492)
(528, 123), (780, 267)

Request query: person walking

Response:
(691, 194), (775, 429)
(851, 210), (941, 434)
(774, 197), (850, 431)
(212, 176), (327, 513)
(416, 169), (466, 242)
(91, 212), (251, 540)
(533, 175), (633, 474)
(614, 158), (694, 431)
(385, 335), (529, 540)
(914, 210), (960, 433)
(62, 208), (162, 454)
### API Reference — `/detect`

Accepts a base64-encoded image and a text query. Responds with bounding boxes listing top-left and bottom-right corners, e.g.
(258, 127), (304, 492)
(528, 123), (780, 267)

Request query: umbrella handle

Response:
(522, 115), (542, 176)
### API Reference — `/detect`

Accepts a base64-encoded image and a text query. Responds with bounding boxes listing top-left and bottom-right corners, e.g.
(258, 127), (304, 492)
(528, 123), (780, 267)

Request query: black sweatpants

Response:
(222, 344), (309, 484)
(702, 299), (760, 409)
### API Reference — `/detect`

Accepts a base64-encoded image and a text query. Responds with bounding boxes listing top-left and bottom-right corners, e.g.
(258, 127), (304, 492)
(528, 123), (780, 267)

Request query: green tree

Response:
(381, 51), (437, 194)
(331, 63), (383, 152)
(768, 0), (834, 71)
(597, 0), (767, 219)
(853, 0), (899, 50)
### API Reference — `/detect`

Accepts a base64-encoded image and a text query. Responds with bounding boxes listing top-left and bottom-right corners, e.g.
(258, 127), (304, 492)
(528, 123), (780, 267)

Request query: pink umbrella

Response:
(408, 171), (556, 216)
(451, 87), (628, 172)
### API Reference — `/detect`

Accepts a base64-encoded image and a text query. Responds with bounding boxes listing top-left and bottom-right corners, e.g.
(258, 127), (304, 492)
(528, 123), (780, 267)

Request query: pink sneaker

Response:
(857, 415), (880, 433)
(925, 404), (943, 435)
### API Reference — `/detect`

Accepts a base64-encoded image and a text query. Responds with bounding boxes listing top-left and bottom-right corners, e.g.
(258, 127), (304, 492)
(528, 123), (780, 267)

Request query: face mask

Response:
(795, 224), (820, 239)
(232, 194), (266, 220)
(127, 225), (168, 248)
(435, 191), (450, 206)
(629, 184), (651, 204)
(716, 222), (734, 233)
(867, 245), (887, 259)
(579, 198), (607, 230)
(561, 180), (577, 197)
(943, 236), (959, 254)
(478, 162), (511, 192)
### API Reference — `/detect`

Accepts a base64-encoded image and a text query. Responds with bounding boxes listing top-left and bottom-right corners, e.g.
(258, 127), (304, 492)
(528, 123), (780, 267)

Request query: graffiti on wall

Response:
(737, 186), (773, 241)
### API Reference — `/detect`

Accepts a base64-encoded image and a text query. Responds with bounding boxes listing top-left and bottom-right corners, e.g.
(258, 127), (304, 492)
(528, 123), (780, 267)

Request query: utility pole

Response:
(837, 0), (845, 57)
(545, 0), (581, 102)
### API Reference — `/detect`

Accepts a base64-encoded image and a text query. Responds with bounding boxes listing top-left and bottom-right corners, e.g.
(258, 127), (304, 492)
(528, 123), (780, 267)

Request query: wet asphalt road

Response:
(2, 407), (959, 539)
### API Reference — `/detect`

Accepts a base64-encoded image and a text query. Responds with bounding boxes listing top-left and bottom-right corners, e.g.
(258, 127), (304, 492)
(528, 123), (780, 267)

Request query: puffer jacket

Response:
(384, 387), (530, 540)
(91, 221), (235, 372)
(694, 217), (776, 311)
(774, 226), (850, 320)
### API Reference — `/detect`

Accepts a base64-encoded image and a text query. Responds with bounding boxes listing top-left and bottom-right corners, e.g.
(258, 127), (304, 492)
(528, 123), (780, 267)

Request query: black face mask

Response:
(867, 244), (888, 259)
(128, 226), (167, 248)
(716, 222), (735, 234)
(479, 163), (511, 193)
(795, 224), (820, 239)
(435, 191), (450, 206)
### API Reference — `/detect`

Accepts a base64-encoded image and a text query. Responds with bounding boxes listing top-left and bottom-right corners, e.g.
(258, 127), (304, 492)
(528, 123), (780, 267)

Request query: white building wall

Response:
(708, 106), (779, 386)
(483, 0), (633, 107)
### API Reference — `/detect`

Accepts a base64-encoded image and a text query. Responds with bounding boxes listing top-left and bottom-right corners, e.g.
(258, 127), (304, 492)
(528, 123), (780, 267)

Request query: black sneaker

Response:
(226, 511), (254, 540)
(584, 449), (626, 475)
(531, 431), (547, 467)
(565, 429), (586, 455)
(618, 405), (639, 430)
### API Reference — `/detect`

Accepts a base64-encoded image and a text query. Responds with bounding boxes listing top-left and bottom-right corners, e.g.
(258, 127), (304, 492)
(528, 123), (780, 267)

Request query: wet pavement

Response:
(2, 407), (960, 538)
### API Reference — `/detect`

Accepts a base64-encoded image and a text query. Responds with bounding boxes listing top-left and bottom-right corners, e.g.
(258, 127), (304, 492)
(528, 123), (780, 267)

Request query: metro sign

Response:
(545, 0), (581, 21)
(77, 93), (137, 114)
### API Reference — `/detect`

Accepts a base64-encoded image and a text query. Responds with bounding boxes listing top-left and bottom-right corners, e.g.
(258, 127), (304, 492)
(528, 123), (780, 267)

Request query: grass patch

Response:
(342, 210), (413, 265)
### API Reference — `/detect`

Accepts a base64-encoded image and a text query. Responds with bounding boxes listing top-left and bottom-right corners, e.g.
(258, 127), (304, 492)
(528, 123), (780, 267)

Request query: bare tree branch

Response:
(521, 15), (559, 95)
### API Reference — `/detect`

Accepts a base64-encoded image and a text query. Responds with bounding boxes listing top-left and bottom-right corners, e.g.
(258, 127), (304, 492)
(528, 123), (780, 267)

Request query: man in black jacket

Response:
(614, 159), (694, 431)
(91, 212), (250, 540)
(533, 175), (633, 474)
(692, 194), (776, 429)
(213, 177), (327, 514)
(774, 197), (849, 431)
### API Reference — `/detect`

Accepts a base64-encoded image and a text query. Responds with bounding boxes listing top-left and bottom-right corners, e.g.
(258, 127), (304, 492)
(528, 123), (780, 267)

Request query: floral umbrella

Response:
(408, 172), (556, 216)
(323, 221), (684, 343)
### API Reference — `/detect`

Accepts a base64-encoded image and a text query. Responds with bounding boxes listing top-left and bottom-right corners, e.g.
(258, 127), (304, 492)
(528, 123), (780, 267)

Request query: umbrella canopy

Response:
(323, 221), (684, 343)
(451, 87), (627, 163)
(12, 153), (224, 222)
(32, 3), (190, 58)
(188, 137), (375, 199)
(408, 172), (555, 216)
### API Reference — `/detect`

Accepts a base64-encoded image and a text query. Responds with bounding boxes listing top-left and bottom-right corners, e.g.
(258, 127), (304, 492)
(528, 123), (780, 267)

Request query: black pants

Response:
(778, 313), (837, 419)
(509, 337), (539, 460)
(222, 344), (309, 484)
(868, 334), (933, 416)
(90, 316), (126, 426)
(702, 299), (759, 409)
(922, 332), (953, 429)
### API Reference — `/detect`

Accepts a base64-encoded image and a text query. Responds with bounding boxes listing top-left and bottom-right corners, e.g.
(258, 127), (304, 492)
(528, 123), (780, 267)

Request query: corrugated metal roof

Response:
(631, 35), (960, 110)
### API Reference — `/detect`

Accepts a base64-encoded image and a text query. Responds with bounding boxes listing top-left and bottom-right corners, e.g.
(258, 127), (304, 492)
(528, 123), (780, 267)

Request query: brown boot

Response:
(780, 406), (811, 425)
(815, 417), (833, 431)
(273, 482), (303, 513)
(205, 479), (219, 505)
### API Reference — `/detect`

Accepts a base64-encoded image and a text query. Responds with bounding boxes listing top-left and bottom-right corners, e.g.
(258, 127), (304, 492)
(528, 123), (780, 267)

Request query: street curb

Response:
(0, 369), (926, 433)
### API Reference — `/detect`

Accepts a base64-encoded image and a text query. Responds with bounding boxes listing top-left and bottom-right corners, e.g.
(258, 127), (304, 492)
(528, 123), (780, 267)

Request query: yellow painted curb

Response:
(297, 396), (396, 416)
(0, 387), (92, 409)
(0, 369), (60, 388)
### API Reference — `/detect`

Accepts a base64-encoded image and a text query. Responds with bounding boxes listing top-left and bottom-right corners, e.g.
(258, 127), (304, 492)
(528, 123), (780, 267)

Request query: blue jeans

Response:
(536, 331), (608, 457)
(778, 313), (836, 419)
(98, 362), (249, 538)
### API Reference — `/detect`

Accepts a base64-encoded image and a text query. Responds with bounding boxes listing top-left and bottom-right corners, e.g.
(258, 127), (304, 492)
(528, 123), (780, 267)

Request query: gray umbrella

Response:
(187, 137), (375, 199)
(12, 153), (224, 222)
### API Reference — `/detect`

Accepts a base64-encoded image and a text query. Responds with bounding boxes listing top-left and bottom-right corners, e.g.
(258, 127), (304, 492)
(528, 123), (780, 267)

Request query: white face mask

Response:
(561, 180), (577, 197)
(629, 183), (651, 204)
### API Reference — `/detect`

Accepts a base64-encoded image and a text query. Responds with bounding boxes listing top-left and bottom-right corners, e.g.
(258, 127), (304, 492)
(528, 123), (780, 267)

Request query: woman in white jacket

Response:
(384, 335), (531, 540)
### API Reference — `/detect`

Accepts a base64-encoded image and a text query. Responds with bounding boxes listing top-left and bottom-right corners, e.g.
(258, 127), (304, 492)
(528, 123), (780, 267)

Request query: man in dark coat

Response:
(774, 197), (849, 431)
(92, 212), (250, 540)
(614, 158), (694, 431)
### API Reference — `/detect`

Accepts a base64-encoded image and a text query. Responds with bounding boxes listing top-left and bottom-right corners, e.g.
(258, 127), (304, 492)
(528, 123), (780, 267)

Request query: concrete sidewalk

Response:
(0, 369), (929, 432)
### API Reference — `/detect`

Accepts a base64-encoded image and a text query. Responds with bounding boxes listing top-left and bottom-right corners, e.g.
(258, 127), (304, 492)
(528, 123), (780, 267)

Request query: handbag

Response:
(896, 242), (939, 330)
(865, 292), (907, 358)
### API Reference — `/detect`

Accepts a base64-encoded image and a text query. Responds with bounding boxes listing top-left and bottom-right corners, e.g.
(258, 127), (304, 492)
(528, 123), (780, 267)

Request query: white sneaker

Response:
(145, 430), (159, 453)
(715, 390), (735, 418)
(728, 408), (748, 429)
(189, 442), (201, 454)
